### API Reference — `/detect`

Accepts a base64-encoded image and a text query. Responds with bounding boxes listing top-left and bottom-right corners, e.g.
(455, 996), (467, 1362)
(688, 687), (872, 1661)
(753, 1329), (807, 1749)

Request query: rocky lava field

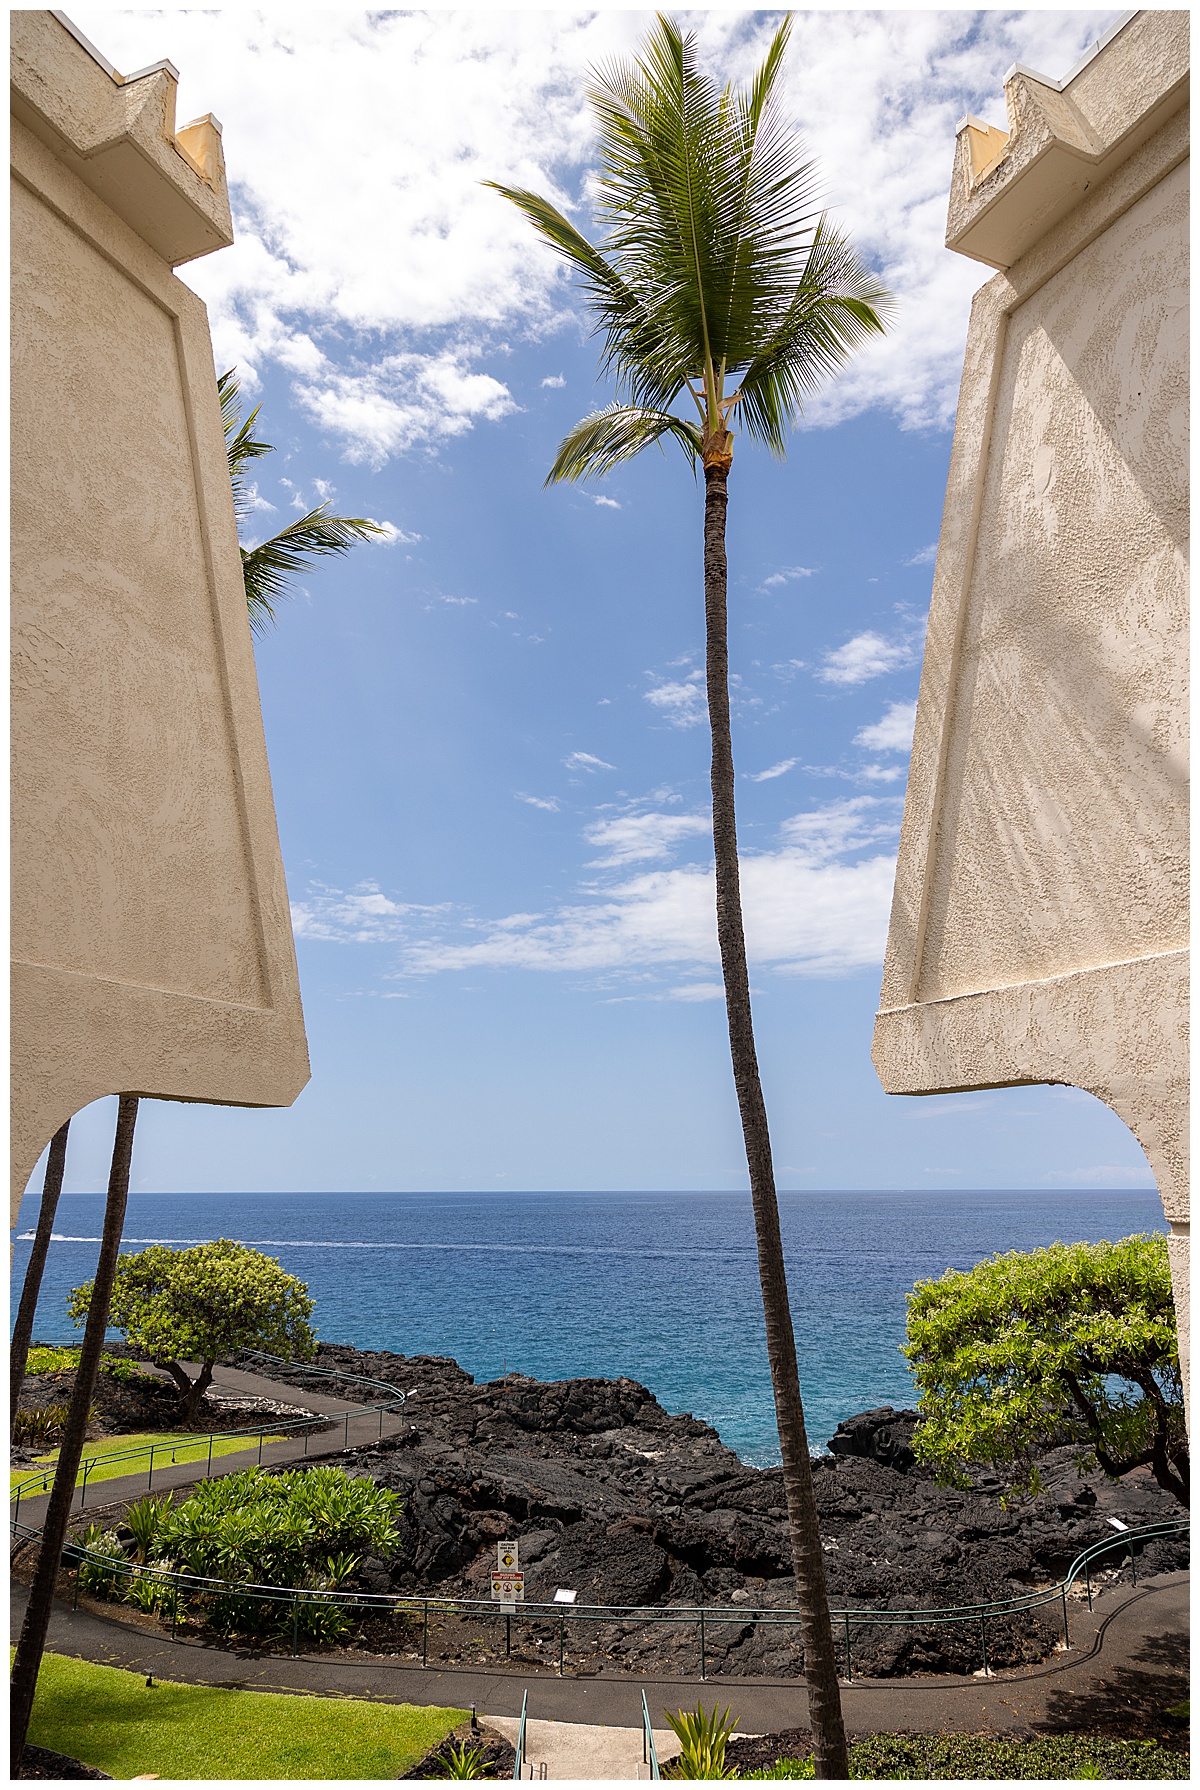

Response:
(249, 1343), (1188, 1679)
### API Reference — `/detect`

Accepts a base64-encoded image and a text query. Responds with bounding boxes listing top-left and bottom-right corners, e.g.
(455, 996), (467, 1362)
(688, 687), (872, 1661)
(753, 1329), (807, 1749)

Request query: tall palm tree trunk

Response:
(10, 1120), (71, 1432)
(10, 1097), (139, 1774)
(703, 462), (849, 1780)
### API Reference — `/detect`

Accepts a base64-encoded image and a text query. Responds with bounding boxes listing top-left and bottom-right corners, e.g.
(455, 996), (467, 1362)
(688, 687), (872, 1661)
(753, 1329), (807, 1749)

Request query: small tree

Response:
(903, 1234), (1187, 1506)
(68, 1239), (316, 1425)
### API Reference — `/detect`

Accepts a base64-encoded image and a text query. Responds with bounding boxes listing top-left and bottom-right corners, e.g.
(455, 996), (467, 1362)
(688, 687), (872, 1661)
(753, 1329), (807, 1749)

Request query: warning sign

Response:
(497, 1542), (520, 1570)
(491, 1570), (524, 1606)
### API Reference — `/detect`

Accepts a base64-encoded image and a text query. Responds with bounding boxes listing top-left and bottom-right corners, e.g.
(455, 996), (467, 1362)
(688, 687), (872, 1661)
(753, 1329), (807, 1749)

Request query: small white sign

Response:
(553, 1588), (577, 1604)
(1106, 1517), (1130, 1532)
(497, 1542), (520, 1570)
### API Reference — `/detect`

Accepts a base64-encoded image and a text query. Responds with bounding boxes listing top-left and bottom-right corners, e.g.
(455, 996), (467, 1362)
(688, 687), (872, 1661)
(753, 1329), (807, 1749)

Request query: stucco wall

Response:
(873, 12), (1188, 1382)
(11, 13), (310, 1215)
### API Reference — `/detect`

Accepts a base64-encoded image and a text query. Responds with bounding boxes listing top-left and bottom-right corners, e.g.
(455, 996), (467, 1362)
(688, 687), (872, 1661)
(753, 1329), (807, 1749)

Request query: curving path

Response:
(12, 1360), (408, 1525)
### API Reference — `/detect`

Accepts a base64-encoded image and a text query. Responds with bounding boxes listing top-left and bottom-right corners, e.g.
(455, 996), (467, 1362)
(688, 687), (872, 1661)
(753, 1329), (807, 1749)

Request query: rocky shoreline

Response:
(243, 1342), (1188, 1678)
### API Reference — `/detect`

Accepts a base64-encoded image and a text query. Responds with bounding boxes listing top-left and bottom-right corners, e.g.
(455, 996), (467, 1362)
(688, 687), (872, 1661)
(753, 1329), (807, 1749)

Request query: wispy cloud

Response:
(760, 566), (816, 590)
(855, 700), (918, 753)
(516, 793), (560, 812)
(1041, 1165), (1157, 1188)
(819, 629), (922, 686)
(563, 751), (615, 772)
(584, 811), (710, 867)
(905, 543), (938, 566)
(745, 758), (798, 783)
(541, 374), (566, 388)
(645, 670), (706, 729)
(290, 882), (444, 944)
(591, 494), (621, 509)
(392, 797), (900, 981)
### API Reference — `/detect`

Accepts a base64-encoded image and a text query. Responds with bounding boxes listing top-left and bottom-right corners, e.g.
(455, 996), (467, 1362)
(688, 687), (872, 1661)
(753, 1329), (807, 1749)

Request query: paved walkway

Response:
(10, 1571), (1188, 1777)
(12, 1361), (407, 1525)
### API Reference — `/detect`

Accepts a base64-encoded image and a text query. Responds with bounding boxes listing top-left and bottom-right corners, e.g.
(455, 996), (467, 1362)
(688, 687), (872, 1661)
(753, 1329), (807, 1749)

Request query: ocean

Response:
(11, 1187), (1165, 1467)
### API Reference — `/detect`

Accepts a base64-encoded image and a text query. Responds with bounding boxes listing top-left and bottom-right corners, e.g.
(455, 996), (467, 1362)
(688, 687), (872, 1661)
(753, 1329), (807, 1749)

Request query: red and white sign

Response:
(491, 1570), (524, 1605)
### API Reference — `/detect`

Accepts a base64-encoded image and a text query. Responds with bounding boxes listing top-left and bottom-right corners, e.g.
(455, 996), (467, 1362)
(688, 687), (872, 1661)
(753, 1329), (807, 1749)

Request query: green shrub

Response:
(431, 1739), (495, 1778)
(732, 1735), (1189, 1780)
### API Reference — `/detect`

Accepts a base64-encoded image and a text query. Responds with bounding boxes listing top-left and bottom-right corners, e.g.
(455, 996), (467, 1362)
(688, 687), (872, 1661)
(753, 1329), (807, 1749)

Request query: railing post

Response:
(1061, 1584), (1070, 1648)
(423, 1601), (429, 1667)
(344, 1414), (350, 1448)
(1084, 1564), (1092, 1612)
(559, 1617), (565, 1676)
(843, 1614), (852, 1680)
(979, 1615), (988, 1676)
(379, 1406), (384, 1439)
(148, 1444), (155, 1491)
(81, 1456), (90, 1508)
(207, 1434), (214, 1479)
(699, 1609), (706, 1682)
(292, 1592), (300, 1657)
(1129, 1542), (1136, 1586)
(257, 1432), (264, 1468)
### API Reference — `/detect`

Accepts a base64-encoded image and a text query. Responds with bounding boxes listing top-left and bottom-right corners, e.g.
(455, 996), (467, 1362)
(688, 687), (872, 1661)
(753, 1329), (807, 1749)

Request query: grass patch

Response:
(12, 1430), (287, 1493)
(22, 1650), (466, 1780)
(25, 1346), (152, 1386)
(733, 1733), (1189, 1780)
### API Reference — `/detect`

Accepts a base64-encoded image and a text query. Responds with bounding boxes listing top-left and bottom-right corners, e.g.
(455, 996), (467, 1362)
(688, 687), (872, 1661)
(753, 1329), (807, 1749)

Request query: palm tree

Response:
(489, 17), (890, 1776)
(218, 368), (385, 631)
(10, 1120), (71, 1432)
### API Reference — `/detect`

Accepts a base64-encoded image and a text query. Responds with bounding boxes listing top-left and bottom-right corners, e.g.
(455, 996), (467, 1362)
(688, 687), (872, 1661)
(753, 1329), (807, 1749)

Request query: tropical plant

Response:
(904, 1234), (1187, 1505)
(430, 1739), (496, 1780)
(488, 17), (889, 1776)
(124, 1493), (175, 1566)
(73, 1524), (129, 1599)
(11, 1404), (73, 1448)
(664, 1703), (739, 1780)
(218, 368), (385, 634)
(68, 1239), (316, 1425)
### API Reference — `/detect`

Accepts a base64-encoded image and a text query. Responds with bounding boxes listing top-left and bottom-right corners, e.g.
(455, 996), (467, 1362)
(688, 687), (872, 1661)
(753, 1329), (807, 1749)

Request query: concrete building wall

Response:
(872, 12), (1188, 1381)
(11, 12), (310, 1216)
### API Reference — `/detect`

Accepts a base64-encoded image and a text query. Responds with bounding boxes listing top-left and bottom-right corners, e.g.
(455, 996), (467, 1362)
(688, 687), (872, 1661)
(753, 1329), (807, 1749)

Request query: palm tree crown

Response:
(218, 369), (384, 634)
(488, 13), (890, 480)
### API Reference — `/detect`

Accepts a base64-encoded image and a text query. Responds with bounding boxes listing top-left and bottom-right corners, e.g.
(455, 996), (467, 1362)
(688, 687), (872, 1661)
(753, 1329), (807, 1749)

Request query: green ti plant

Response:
(664, 1704), (739, 1779)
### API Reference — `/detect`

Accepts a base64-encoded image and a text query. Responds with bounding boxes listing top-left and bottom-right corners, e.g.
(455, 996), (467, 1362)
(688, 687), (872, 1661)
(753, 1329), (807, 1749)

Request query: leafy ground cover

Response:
(25, 1346), (150, 1385)
(723, 1729), (1188, 1780)
(12, 1430), (286, 1492)
(21, 1650), (465, 1780)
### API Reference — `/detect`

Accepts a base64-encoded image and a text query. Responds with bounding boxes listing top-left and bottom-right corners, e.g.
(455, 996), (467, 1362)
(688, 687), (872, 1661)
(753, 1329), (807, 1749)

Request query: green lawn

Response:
(12, 1429), (288, 1495)
(23, 1650), (466, 1779)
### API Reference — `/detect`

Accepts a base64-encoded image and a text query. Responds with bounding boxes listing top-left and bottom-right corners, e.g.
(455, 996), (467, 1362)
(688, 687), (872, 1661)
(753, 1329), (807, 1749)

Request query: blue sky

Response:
(48, 7), (1156, 1198)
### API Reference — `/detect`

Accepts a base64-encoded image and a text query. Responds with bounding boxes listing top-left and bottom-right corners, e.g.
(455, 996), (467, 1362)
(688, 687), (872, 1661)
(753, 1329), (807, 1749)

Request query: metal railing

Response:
(512, 1689), (528, 1781)
(641, 1689), (661, 1780)
(10, 1350), (406, 1520)
(10, 1510), (1185, 1681)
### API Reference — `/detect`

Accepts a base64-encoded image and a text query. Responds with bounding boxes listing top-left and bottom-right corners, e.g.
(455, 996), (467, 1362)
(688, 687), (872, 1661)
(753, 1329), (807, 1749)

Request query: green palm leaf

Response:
(218, 367), (385, 634)
(241, 507), (384, 635)
(547, 404), (701, 483)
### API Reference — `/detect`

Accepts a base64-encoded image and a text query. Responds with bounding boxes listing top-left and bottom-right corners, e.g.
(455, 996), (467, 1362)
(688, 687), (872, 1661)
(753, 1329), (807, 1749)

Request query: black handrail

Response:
(9, 1510), (1186, 1676)
(10, 1350), (406, 1519)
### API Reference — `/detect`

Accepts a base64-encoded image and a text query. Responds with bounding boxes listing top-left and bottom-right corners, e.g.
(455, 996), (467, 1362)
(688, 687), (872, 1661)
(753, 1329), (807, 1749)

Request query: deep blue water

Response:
(11, 1188), (1165, 1467)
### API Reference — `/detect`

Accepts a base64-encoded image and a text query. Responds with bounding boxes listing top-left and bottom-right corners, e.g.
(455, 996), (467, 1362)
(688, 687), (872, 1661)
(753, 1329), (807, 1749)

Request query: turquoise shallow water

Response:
(12, 1187), (1165, 1466)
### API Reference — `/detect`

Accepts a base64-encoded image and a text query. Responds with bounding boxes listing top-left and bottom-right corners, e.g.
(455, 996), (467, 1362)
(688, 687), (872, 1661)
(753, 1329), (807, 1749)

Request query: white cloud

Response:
(389, 797), (899, 980)
(371, 520), (422, 546)
(584, 812), (710, 867)
(746, 758), (798, 783)
(516, 794), (560, 812)
(564, 751), (615, 772)
(761, 566), (816, 589)
(69, 9), (1118, 454)
(438, 594), (477, 607)
(1041, 1165), (1157, 1188)
(591, 494), (621, 509)
(855, 700), (918, 753)
(290, 883), (441, 944)
(541, 374), (566, 388)
(906, 543), (939, 566)
(668, 983), (726, 1002)
(819, 629), (921, 686)
(645, 672), (706, 729)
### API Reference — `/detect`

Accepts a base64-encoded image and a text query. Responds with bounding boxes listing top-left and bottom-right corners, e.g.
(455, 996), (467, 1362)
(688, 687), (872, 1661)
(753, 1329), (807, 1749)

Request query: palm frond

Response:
(547, 404), (700, 484)
(732, 220), (894, 455)
(218, 369), (273, 529)
(241, 507), (386, 634)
